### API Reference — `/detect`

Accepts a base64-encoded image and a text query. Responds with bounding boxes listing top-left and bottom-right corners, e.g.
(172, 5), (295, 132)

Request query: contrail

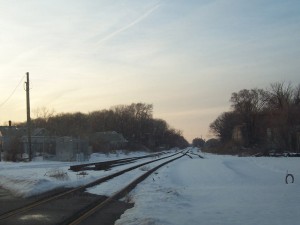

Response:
(96, 3), (161, 45)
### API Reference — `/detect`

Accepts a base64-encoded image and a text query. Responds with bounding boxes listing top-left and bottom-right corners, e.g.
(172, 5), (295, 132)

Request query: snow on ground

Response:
(115, 149), (300, 225)
(1, 148), (300, 225)
(86, 153), (182, 196)
(0, 151), (160, 197)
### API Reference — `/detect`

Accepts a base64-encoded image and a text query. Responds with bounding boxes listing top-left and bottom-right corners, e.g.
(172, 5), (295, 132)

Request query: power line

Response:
(0, 74), (26, 108)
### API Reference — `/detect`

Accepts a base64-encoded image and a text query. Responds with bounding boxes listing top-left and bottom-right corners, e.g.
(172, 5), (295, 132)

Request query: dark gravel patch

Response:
(0, 187), (133, 225)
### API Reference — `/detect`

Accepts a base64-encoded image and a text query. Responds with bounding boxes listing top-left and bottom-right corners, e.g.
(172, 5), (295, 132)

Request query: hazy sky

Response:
(1, 0), (300, 142)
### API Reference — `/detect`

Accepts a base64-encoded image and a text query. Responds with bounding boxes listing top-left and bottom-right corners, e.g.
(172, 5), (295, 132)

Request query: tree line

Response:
(24, 103), (189, 151)
(209, 82), (300, 154)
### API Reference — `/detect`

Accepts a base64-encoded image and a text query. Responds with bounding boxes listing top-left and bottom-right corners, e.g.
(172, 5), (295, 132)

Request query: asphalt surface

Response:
(0, 187), (133, 225)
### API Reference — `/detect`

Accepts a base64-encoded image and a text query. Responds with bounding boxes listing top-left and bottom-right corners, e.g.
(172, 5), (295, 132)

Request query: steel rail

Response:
(61, 152), (187, 225)
(0, 151), (183, 220)
(69, 152), (167, 172)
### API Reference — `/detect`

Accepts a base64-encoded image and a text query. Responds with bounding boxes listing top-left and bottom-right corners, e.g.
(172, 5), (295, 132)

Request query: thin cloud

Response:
(34, 87), (79, 106)
(96, 3), (161, 45)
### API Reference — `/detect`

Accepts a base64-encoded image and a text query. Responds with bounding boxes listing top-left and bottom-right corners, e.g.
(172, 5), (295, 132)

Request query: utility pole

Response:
(25, 72), (32, 161)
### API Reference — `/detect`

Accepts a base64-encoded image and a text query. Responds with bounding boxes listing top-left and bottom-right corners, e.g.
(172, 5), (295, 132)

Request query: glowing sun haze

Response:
(1, 0), (300, 142)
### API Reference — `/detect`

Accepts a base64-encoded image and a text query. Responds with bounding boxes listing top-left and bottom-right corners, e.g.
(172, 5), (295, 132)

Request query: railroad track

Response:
(61, 153), (187, 225)
(190, 152), (204, 159)
(0, 150), (189, 225)
(69, 151), (169, 172)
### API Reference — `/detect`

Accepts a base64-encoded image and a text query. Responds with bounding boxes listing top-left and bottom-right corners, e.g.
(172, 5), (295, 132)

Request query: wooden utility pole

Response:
(25, 72), (32, 161)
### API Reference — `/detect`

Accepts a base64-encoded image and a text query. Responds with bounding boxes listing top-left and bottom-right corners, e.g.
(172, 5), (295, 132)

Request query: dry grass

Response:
(44, 168), (70, 181)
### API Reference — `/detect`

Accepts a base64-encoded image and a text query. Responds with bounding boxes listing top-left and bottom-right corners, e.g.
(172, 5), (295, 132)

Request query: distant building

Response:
(232, 124), (246, 145)
(22, 128), (56, 159)
(56, 136), (91, 161)
(90, 131), (128, 152)
(0, 121), (92, 162)
(232, 115), (300, 152)
(0, 121), (27, 160)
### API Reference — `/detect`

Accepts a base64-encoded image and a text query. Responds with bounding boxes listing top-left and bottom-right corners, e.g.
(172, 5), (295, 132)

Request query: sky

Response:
(0, 0), (300, 142)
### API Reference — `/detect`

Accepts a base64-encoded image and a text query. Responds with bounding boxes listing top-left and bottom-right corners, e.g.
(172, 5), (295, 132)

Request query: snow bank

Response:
(0, 150), (155, 197)
(0, 176), (57, 197)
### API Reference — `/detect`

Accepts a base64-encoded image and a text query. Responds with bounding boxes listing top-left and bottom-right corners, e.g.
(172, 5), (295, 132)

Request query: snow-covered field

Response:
(1, 148), (299, 225)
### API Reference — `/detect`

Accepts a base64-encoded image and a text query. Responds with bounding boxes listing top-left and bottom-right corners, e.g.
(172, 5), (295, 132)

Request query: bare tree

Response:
(230, 89), (268, 145)
(209, 112), (240, 143)
(230, 88), (268, 114)
(33, 106), (56, 121)
(192, 138), (205, 148)
(293, 83), (300, 105)
(266, 82), (294, 110)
